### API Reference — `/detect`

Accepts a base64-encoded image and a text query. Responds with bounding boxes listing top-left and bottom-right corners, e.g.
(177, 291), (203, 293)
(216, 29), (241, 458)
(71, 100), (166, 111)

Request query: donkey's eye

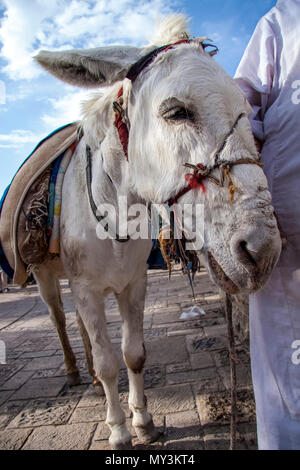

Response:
(163, 106), (195, 122)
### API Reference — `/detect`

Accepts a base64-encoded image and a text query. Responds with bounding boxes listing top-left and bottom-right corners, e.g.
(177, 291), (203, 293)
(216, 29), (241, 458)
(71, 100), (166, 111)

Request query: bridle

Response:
(167, 112), (263, 206)
(86, 37), (263, 242)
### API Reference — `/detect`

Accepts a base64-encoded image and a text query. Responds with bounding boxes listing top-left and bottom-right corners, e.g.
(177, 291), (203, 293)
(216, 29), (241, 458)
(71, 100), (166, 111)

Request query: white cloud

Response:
(0, 0), (177, 81)
(0, 0), (60, 80)
(0, 129), (44, 148)
(5, 83), (34, 103)
(41, 89), (90, 128)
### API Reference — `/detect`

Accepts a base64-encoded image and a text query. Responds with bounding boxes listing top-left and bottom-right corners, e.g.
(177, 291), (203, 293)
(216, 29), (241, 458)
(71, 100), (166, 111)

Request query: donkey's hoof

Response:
(110, 439), (133, 450)
(135, 419), (163, 444)
(67, 371), (81, 386)
(109, 424), (132, 450)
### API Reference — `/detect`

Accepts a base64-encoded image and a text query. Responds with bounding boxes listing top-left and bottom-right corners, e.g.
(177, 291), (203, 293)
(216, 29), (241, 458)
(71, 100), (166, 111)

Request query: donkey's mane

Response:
(147, 14), (191, 47)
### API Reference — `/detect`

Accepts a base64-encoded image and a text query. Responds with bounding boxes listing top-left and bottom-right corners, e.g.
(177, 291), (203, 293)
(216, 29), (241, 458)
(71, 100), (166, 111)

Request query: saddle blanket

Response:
(0, 122), (80, 285)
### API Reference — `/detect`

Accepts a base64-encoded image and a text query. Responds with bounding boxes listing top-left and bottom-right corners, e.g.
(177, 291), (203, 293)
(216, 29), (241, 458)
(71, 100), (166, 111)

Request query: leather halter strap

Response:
(112, 43), (262, 207)
(167, 113), (264, 206)
(113, 38), (218, 160)
(86, 144), (130, 243)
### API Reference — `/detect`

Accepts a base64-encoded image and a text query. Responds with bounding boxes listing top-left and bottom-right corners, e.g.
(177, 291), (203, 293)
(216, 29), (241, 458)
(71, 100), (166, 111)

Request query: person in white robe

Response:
(235, 0), (300, 450)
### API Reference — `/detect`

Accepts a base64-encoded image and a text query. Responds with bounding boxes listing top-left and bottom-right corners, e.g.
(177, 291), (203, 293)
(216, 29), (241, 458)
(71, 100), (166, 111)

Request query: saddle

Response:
(0, 123), (80, 285)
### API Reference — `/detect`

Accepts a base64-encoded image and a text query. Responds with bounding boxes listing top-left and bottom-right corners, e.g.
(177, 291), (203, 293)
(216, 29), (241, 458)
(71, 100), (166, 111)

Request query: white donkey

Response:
(32, 16), (281, 449)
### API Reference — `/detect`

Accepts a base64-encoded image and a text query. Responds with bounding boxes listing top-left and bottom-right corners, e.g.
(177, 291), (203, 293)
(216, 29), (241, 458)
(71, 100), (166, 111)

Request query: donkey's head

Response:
(35, 15), (281, 293)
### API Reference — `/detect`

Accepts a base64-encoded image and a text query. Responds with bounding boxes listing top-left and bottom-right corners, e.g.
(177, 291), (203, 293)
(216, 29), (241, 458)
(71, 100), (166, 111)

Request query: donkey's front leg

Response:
(116, 274), (161, 444)
(71, 281), (131, 449)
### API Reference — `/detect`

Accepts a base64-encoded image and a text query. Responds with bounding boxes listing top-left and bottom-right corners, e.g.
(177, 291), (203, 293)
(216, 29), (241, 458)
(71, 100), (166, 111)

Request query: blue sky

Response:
(0, 0), (276, 195)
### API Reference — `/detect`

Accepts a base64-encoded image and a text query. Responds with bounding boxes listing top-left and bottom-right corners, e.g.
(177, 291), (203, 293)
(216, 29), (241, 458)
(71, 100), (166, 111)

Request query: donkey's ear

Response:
(34, 46), (143, 88)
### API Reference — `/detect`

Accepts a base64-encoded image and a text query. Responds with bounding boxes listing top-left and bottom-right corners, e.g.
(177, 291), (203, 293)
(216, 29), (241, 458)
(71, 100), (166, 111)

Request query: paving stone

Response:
(213, 347), (250, 369)
(202, 423), (252, 450)
(202, 293), (221, 302)
(166, 317), (207, 331)
(31, 369), (58, 379)
(55, 359), (86, 378)
(189, 351), (215, 370)
(203, 301), (225, 312)
(0, 266), (256, 450)
(192, 375), (225, 395)
(145, 385), (195, 416)
(0, 400), (27, 429)
(166, 362), (190, 374)
(20, 350), (57, 359)
(118, 366), (165, 392)
(212, 347), (251, 391)
(146, 336), (188, 365)
(218, 365), (252, 390)
(9, 376), (66, 400)
(43, 340), (61, 350)
(89, 438), (111, 450)
(59, 384), (89, 399)
(0, 370), (34, 391)
(0, 390), (14, 406)
(132, 439), (164, 450)
(167, 367), (217, 386)
(22, 356), (63, 371)
(7, 397), (79, 428)
(0, 363), (24, 386)
(203, 429), (229, 450)
(77, 385), (107, 408)
(186, 334), (227, 354)
(152, 310), (181, 325)
(241, 431), (258, 450)
(194, 317), (225, 327)
(164, 439), (204, 450)
(165, 409), (201, 438)
(6, 350), (23, 361)
(147, 305), (179, 315)
(204, 324), (227, 337)
(164, 410), (204, 450)
(195, 389), (256, 427)
(70, 404), (107, 423)
(0, 428), (32, 450)
(17, 338), (54, 353)
(21, 423), (96, 450)
(149, 299), (169, 310)
(144, 327), (167, 339)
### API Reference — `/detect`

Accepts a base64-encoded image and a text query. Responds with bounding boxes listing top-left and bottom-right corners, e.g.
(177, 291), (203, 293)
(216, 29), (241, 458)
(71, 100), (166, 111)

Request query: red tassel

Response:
(164, 39), (190, 52)
(117, 86), (123, 99)
(184, 173), (206, 193)
(114, 114), (129, 161)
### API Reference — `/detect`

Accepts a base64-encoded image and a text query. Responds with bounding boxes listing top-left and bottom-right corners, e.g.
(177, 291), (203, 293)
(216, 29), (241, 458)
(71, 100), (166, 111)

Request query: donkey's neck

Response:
(87, 131), (142, 225)
(82, 87), (144, 225)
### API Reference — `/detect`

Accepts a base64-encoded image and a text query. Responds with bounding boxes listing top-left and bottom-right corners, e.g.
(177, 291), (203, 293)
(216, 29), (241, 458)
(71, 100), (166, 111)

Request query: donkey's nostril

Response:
(234, 240), (258, 272)
(240, 241), (257, 265)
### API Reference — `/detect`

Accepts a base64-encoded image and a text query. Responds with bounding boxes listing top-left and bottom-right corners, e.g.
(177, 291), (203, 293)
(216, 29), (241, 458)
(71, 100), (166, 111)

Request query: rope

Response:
(225, 293), (238, 450)
(158, 228), (174, 279)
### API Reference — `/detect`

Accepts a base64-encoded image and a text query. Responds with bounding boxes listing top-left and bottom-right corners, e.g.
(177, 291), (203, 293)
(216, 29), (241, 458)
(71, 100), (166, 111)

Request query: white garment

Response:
(235, 0), (300, 450)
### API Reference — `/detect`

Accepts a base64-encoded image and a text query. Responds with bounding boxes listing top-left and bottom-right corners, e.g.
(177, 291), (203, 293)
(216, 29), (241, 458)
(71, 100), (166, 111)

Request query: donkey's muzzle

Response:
(230, 228), (281, 290)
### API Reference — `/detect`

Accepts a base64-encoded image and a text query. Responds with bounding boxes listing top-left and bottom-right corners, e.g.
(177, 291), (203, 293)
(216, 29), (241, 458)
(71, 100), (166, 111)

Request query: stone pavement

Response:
(0, 266), (257, 450)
